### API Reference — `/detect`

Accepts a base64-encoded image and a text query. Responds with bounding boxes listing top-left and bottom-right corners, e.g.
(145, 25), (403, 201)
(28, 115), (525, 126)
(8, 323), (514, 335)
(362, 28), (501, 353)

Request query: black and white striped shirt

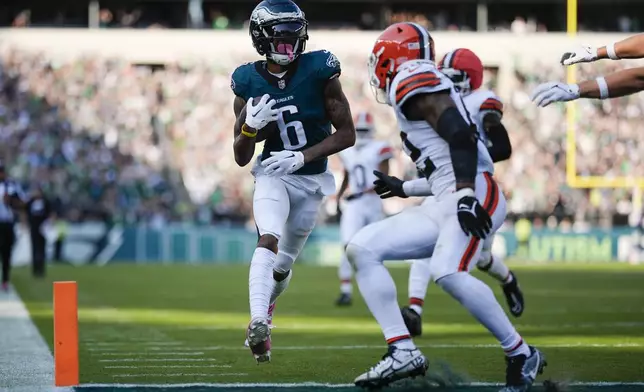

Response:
(0, 180), (26, 223)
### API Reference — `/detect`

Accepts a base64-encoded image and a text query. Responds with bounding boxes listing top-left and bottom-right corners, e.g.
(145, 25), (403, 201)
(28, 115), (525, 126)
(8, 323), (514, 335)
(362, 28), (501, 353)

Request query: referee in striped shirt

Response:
(0, 163), (26, 292)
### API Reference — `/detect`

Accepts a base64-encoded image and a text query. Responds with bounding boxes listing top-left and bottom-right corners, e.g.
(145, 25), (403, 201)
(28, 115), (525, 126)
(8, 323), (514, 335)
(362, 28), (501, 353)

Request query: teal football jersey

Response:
(231, 50), (341, 175)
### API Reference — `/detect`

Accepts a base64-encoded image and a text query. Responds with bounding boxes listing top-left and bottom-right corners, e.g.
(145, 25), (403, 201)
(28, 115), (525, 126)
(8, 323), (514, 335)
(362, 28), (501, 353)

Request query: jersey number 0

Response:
(277, 105), (307, 150)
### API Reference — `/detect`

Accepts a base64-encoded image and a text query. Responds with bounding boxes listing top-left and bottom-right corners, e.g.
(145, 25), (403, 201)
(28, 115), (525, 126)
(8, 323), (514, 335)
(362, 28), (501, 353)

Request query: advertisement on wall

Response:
(11, 224), (643, 266)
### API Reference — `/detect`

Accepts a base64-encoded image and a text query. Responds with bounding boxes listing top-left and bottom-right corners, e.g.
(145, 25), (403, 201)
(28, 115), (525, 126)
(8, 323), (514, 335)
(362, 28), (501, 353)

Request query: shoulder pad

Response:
(477, 90), (504, 116)
(306, 50), (341, 81)
(230, 62), (254, 99)
(376, 142), (394, 160)
(390, 60), (452, 107)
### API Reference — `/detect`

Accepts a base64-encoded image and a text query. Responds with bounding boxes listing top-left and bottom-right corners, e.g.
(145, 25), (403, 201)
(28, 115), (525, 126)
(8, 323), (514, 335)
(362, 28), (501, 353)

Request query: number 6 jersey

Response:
(389, 59), (494, 197)
(231, 50), (341, 175)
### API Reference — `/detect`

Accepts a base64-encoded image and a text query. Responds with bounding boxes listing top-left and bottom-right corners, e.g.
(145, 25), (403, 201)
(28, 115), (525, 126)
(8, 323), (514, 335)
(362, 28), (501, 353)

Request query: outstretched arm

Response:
(561, 34), (644, 65)
(597, 34), (644, 60)
(532, 66), (644, 106)
(578, 67), (644, 98)
(301, 77), (356, 164)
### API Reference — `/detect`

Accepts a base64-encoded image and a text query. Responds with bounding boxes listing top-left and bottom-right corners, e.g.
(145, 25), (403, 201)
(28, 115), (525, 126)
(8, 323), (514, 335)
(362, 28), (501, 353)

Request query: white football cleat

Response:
(354, 345), (428, 388)
(244, 303), (276, 348)
(246, 318), (271, 364)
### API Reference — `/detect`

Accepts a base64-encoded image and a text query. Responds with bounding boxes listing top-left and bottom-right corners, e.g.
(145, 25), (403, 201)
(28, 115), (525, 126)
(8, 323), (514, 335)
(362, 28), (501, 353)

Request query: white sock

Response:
(409, 304), (423, 315)
(437, 272), (530, 357)
(478, 255), (511, 284)
(392, 338), (416, 350)
(353, 246), (412, 345)
(338, 253), (353, 294)
(270, 269), (292, 305)
(249, 247), (276, 321)
(408, 259), (431, 315)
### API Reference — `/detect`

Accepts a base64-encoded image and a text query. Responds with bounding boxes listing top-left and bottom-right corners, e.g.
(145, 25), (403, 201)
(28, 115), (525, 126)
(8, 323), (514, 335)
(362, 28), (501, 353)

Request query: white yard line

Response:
(104, 365), (232, 369)
(0, 288), (73, 392)
(85, 342), (644, 355)
(170, 320), (644, 331)
(87, 341), (183, 346)
(111, 373), (248, 378)
(99, 358), (219, 363)
(96, 352), (204, 356)
(103, 342), (639, 352)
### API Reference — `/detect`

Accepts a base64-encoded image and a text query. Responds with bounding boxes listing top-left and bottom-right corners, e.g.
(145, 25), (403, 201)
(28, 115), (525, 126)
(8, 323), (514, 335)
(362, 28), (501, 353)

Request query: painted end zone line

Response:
(75, 382), (644, 389)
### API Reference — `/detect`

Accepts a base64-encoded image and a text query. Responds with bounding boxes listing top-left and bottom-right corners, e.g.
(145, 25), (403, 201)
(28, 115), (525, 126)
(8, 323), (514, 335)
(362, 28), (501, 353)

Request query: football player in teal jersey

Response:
(230, 0), (355, 364)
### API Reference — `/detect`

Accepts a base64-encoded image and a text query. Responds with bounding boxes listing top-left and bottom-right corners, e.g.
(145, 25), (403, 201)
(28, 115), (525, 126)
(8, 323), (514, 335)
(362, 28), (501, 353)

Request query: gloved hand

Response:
(531, 82), (580, 107)
(560, 45), (598, 66)
(245, 94), (279, 130)
(262, 150), (305, 177)
(373, 170), (407, 199)
(455, 188), (492, 239)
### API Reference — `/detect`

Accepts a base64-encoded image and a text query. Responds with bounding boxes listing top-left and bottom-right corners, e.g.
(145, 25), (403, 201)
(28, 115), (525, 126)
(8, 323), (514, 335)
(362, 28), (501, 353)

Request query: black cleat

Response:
(401, 306), (422, 337)
(335, 293), (352, 306)
(500, 346), (547, 392)
(502, 272), (525, 317)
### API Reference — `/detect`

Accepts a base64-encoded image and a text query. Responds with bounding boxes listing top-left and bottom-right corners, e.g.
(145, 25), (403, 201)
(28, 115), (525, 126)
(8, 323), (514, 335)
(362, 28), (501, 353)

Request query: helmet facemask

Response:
(368, 47), (395, 105)
(441, 67), (472, 95)
(250, 2), (308, 66)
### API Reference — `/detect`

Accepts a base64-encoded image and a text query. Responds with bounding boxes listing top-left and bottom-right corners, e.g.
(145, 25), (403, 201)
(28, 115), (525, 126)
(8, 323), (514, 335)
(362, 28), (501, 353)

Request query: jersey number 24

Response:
(277, 105), (307, 150)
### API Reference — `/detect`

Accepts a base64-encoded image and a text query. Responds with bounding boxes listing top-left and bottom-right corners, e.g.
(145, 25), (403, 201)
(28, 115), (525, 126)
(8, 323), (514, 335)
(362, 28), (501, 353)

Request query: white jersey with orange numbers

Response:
(339, 140), (393, 195)
(388, 59), (494, 197)
(463, 89), (504, 147)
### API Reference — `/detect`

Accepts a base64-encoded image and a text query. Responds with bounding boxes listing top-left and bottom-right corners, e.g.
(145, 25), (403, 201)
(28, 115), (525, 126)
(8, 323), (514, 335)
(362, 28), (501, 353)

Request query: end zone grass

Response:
(12, 263), (644, 388)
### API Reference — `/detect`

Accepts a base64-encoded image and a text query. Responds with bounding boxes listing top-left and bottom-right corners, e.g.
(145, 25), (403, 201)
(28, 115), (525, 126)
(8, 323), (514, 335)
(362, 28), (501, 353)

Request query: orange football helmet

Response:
(354, 111), (375, 139)
(438, 48), (483, 95)
(368, 22), (436, 104)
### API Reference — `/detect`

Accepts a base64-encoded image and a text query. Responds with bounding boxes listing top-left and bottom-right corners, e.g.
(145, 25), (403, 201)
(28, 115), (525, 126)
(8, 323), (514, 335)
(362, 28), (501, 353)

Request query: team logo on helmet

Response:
(249, 0), (309, 66)
(325, 51), (339, 68)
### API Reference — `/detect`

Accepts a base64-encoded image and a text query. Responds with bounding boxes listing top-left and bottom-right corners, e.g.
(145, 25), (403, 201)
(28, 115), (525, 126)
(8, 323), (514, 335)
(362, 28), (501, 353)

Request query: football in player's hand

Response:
(241, 97), (278, 142)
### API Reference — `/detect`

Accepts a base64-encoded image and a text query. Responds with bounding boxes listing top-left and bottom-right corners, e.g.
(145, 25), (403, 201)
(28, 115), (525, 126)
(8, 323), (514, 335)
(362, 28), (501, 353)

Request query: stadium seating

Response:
(1, 47), (642, 226)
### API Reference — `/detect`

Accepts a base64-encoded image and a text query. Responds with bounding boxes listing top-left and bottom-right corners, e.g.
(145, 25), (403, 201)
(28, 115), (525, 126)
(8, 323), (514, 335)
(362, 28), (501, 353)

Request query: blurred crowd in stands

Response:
(0, 46), (643, 228)
(4, 2), (643, 33)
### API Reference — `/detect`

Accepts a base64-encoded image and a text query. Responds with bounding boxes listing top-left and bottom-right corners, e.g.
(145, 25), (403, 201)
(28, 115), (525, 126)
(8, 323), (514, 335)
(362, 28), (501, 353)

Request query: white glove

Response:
(245, 94), (279, 130)
(560, 44), (598, 66)
(531, 82), (580, 107)
(261, 150), (305, 177)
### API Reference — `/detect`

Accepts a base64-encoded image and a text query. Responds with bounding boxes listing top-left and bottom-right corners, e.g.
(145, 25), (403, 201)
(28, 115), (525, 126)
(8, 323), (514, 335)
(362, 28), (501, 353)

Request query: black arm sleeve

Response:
(436, 107), (478, 186)
(484, 114), (512, 163)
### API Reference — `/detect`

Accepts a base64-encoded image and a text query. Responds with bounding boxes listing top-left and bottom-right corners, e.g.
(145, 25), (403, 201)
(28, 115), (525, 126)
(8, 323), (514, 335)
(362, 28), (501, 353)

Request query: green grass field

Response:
(11, 263), (644, 391)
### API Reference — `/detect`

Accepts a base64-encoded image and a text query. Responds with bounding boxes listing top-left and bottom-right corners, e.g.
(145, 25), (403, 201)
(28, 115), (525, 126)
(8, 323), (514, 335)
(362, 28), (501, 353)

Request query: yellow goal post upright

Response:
(566, 0), (644, 189)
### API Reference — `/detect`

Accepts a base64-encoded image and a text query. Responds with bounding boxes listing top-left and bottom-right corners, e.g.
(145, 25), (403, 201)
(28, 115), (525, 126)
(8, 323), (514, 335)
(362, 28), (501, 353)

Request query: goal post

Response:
(565, 0), (644, 189)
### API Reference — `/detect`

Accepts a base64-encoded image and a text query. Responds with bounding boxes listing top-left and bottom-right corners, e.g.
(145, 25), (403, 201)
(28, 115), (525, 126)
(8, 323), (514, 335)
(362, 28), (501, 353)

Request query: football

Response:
(239, 97), (279, 142)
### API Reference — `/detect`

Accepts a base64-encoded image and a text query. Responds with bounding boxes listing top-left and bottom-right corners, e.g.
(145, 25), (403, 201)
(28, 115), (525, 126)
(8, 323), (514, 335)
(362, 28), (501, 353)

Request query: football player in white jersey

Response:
(401, 48), (524, 338)
(335, 112), (393, 306)
(349, 23), (545, 391)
